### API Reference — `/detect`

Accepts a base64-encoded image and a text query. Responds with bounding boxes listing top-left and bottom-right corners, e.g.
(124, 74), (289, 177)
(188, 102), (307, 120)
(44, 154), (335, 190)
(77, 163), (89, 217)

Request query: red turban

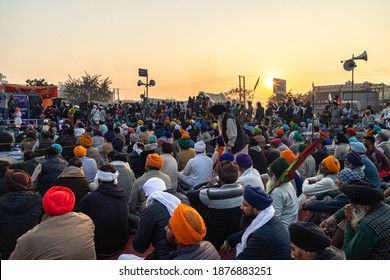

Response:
(42, 186), (75, 216)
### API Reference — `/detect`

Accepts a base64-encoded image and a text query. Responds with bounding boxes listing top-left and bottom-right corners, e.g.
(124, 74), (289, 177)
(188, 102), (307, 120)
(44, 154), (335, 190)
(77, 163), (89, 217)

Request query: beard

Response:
(351, 205), (368, 230)
(265, 174), (277, 192)
(316, 168), (325, 178)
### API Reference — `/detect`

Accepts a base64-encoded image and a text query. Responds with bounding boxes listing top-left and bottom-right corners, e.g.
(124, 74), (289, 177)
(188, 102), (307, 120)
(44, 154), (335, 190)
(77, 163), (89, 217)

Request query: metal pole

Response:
(351, 67), (354, 111)
(243, 76), (246, 104)
(239, 76), (242, 103)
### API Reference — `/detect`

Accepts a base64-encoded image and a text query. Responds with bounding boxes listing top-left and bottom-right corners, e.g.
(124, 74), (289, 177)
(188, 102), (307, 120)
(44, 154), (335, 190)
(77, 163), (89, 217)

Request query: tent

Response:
(198, 91), (227, 104)
(2, 84), (58, 109)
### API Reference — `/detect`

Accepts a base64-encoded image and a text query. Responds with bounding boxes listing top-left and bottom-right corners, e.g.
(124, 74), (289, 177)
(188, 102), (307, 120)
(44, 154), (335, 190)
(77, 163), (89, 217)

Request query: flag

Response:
(253, 76), (260, 91)
(268, 137), (323, 194)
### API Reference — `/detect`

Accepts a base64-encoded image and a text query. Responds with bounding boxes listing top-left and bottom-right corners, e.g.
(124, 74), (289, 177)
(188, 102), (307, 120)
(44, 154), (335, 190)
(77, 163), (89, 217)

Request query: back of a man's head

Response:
(45, 146), (59, 157)
(162, 142), (173, 154)
(23, 150), (36, 161)
(217, 161), (238, 184)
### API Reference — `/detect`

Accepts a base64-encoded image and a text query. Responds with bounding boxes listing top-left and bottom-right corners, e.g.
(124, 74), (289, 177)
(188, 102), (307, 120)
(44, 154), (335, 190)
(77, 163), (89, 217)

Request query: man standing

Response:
(342, 181), (390, 259)
(255, 102), (265, 124)
(220, 186), (291, 260)
(210, 104), (250, 156)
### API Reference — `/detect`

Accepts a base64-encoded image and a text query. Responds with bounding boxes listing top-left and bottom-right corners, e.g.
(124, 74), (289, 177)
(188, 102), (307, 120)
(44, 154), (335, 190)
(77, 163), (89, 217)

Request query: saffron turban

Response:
(146, 153), (164, 169)
(74, 145), (87, 157)
(320, 129), (330, 138)
(322, 156), (340, 174)
(42, 186), (75, 216)
(280, 149), (297, 165)
(80, 133), (93, 148)
(169, 204), (206, 245)
(276, 129), (284, 136)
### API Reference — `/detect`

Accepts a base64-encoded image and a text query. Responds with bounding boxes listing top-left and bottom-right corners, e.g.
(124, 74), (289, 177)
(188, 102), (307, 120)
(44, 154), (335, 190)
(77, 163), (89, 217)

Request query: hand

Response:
(320, 216), (337, 232)
(303, 195), (316, 208)
(206, 177), (219, 187)
(344, 204), (354, 224)
(219, 240), (231, 256)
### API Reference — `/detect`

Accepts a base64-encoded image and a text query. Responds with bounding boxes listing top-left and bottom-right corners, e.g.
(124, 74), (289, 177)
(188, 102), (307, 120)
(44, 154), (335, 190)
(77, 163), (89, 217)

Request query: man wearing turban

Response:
(342, 180), (390, 259)
(79, 133), (101, 167)
(210, 104), (250, 156)
(178, 140), (213, 192)
(165, 204), (220, 260)
(9, 186), (96, 260)
(127, 153), (172, 231)
(299, 156), (340, 209)
(289, 221), (344, 260)
(220, 186), (291, 259)
(75, 164), (129, 258)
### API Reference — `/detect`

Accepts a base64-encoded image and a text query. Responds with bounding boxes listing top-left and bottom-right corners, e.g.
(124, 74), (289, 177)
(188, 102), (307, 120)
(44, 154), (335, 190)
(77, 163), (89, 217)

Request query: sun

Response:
(265, 77), (274, 89)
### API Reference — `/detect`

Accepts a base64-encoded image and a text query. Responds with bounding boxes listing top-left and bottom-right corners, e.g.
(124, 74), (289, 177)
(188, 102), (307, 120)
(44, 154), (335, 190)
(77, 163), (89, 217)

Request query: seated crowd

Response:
(1, 101), (390, 260)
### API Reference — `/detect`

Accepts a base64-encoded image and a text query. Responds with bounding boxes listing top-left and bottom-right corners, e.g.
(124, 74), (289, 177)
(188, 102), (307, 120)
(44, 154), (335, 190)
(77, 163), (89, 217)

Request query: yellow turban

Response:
(322, 156), (340, 174)
(169, 204), (206, 245)
(80, 133), (93, 148)
(146, 153), (164, 169)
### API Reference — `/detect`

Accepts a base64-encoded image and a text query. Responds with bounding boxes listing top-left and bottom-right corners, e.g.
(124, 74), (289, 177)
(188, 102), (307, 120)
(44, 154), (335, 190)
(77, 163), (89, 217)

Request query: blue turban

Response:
(219, 153), (234, 162)
(244, 186), (273, 211)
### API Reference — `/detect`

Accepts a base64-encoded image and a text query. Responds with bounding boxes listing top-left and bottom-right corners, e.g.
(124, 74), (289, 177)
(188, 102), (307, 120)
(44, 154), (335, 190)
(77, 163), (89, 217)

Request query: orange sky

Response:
(1, 0), (390, 104)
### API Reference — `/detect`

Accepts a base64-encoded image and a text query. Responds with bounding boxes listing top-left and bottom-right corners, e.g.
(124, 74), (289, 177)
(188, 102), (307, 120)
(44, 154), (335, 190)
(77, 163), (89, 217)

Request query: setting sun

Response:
(265, 77), (274, 89)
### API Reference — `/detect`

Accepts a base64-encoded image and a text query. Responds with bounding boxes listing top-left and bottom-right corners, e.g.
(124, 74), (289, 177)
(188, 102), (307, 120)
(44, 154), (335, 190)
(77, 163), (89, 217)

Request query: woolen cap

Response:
(5, 169), (32, 191)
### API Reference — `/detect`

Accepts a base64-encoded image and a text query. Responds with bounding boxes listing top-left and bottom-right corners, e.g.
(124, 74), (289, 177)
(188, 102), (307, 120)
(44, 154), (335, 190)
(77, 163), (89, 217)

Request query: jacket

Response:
(167, 241), (221, 260)
(9, 212), (96, 260)
(0, 191), (43, 259)
(37, 156), (69, 196)
(227, 216), (291, 260)
(75, 182), (129, 255)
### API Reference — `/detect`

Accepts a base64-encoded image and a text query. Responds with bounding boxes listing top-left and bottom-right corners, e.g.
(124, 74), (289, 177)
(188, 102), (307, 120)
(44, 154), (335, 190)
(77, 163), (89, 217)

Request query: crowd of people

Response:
(1, 94), (390, 260)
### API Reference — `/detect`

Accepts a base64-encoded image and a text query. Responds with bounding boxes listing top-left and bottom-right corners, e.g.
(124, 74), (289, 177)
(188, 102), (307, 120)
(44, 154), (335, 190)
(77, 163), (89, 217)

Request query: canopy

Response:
(3, 84), (58, 109)
(198, 91), (227, 104)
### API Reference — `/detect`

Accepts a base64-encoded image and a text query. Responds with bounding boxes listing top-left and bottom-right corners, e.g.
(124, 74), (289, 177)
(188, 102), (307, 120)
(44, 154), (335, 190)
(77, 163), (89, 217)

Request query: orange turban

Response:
(74, 145), (87, 157)
(280, 149), (297, 165)
(322, 156), (340, 174)
(42, 186), (75, 216)
(182, 133), (190, 139)
(180, 129), (186, 135)
(80, 133), (93, 148)
(276, 129), (284, 136)
(320, 129), (330, 138)
(146, 153), (164, 169)
(169, 204), (206, 245)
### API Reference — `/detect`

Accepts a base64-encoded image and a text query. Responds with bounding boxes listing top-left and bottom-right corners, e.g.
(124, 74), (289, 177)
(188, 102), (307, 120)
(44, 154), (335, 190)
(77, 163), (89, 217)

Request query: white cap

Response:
(194, 140), (206, 152)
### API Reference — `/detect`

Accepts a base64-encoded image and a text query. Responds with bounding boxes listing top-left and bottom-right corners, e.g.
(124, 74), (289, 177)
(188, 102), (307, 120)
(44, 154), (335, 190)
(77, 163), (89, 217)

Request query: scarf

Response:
(236, 205), (275, 256)
(146, 191), (181, 216)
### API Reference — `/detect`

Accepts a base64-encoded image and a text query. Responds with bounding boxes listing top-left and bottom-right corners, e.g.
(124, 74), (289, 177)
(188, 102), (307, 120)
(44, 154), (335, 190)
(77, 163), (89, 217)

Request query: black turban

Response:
(289, 222), (331, 252)
(210, 105), (226, 116)
(342, 183), (384, 205)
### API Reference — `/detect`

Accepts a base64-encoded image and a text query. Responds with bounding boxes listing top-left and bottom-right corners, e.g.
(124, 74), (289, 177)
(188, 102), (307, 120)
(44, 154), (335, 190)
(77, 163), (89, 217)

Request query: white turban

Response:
(143, 177), (166, 197)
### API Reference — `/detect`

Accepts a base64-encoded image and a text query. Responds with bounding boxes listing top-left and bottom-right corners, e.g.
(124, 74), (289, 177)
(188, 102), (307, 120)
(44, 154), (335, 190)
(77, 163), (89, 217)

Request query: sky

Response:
(1, 0), (390, 103)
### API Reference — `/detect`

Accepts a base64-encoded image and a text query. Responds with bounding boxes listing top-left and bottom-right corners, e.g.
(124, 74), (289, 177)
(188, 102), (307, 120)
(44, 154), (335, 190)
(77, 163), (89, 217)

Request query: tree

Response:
(223, 87), (254, 103)
(26, 78), (52, 86)
(62, 72), (112, 104)
(0, 73), (7, 84)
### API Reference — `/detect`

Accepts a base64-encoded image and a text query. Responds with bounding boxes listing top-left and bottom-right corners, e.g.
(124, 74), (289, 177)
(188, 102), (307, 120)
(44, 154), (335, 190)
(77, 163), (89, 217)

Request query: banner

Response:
(273, 78), (286, 94)
(15, 94), (30, 119)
